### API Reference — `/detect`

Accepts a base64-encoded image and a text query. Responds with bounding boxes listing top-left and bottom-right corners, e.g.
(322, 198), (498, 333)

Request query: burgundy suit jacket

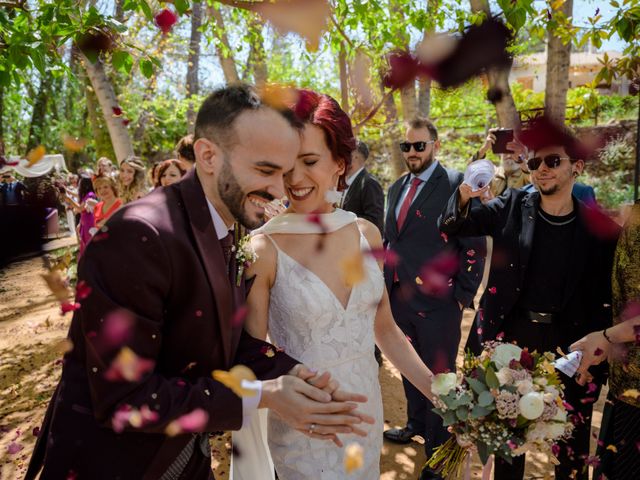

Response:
(27, 169), (298, 479)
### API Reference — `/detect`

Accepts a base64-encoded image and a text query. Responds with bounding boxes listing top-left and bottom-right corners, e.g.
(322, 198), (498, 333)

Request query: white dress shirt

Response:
(206, 199), (262, 426)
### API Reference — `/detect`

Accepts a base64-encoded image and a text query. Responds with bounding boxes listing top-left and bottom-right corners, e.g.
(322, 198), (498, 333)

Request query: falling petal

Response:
(340, 252), (365, 287)
(253, 0), (329, 51)
(111, 106), (123, 117)
(382, 51), (421, 89)
(54, 338), (74, 354)
(212, 365), (258, 397)
(580, 203), (621, 241)
(232, 305), (249, 328)
(258, 83), (299, 109)
(621, 389), (640, 400)
(100, 309), (135, 350)
(261, 346), (275, 358)
(606, 444), (618, 453)
(417, 252), (458, 297)
(488, 287), (497, 294)
(165, 408), (209, 436)
(26, 145), (46, 166)
(62, 134), (87, 152)
(75, 280), (92, 300)
(344, 442), (364, 474)
(7, 442), (23, 454)
(104, 347), (155, 382)
(77, 29), (115, 60)
(60, 301), (81, 315)
(594, 348), (604, 356)
(154, 8), (179, 34)
(586, 382), (597, 394)
(32, 427), (40, 437)
(41, 271), (70, 302)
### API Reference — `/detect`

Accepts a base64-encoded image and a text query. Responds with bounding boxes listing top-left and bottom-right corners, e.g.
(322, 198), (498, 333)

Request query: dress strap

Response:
(258, 232), (283, 254)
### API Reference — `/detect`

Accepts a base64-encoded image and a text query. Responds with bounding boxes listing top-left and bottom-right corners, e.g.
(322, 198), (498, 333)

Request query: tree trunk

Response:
(187, 1), (203, 97)
(79, 51), (134, 163)
(544, 0), (573, 124)
(469, 0), (521, 130)
(338, 43), (349, 112)
(208, 4), (240, 84)
(115, 0), (125, 23)
(246, 14), (268, 86)
(417, 78), (432, 117)
(0, 84), (4, 156)
(417, 0), (438, 117)
(380, 77), (406, 177)
(27, 72), (53, 151)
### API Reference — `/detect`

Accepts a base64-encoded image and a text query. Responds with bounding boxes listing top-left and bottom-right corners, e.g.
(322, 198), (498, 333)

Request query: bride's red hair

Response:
(292, 89), (355, 191)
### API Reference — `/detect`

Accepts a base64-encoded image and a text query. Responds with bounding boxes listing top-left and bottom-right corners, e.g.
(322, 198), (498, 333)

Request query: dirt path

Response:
(0, 244), (605, 479)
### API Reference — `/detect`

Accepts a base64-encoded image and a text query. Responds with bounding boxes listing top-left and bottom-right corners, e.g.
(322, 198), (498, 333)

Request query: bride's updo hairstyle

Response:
(291, 89), (356, 191)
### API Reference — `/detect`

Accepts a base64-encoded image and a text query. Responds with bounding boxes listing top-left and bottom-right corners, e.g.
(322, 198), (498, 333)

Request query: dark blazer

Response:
(342, 168), (385, 234)
(438, 189), (619, 354)
(0, 180), (27, 206)
(28, 169), (298, 480)
(384, 163), (486, 311)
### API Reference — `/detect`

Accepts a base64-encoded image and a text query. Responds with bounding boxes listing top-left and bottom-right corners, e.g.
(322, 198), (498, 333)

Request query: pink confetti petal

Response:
(60, 301), (80, 315)
(466, 249), (476, 257)
(232, 306), (248, 328)
(594, 348), (604, 356)
(100, 309), (135, 350)
(166, 409), (209, 436)
(7, 442), (23, 454)
(488, 287), (497, 294)
(104, 347), (155, 382)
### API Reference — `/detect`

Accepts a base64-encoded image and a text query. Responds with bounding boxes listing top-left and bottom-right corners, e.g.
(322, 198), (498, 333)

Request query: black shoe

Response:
(419, 466), (443, 480)
(383, 426), (419, 444)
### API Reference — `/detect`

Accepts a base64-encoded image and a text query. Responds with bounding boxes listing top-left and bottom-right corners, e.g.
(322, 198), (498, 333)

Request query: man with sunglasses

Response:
(383, 118), (486, 480)
(438, 138), (620, 480)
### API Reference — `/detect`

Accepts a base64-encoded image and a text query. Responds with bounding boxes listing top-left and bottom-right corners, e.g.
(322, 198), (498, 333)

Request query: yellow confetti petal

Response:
(606, 444), (618, 453)
(62, 134), (87, 152)
(26, 145), (46, 166)
(258, 83), (299, 109)
(344, 442), (364, 474)
(54, 339), (74, 354)
(340, 253), (365, 287)
(212, 365), (257, 397)
(621, 389), (640, 400)
(41, 271), (71, 302)
(415, 276), (423, 285)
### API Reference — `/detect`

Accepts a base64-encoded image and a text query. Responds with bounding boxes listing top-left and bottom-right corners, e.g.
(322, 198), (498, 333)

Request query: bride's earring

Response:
(324, 188), (342, 204)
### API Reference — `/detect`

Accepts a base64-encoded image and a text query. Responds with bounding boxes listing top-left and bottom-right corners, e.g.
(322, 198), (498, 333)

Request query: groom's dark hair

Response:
(195, 84), (301, 149)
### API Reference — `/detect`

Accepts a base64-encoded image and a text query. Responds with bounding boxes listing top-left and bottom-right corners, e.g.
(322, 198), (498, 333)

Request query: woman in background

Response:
(65, 175), (97, 256)
(96, 157), (115, 177)
(93, 175), (122, 229)
(118, 156), (147, 203)
(154, 159), (187, 188)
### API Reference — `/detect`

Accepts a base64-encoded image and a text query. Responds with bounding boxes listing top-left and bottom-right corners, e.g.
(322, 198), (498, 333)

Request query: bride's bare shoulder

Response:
(355, 218), (383, 249)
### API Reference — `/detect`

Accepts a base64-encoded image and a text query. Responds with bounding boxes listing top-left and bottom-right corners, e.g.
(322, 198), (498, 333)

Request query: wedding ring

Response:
(309, 423), (316, 434)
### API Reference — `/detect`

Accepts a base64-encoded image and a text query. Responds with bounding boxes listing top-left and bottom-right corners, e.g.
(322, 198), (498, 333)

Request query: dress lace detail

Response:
(266, 225), (385, 479)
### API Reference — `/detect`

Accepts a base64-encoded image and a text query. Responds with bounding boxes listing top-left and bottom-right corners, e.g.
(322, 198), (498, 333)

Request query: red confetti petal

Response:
(417, 251), (459, 297)
(32, 426), (40, 437)
(368, 247), (399, 268)
(232, 306), (248, 328)
(122, 118), (131, 127)
(488, 287), (497, 294)
(60, 301), (80, 315)
(75, 280), (92, 300)
(154, 8), (179, 34)
(112, 106), (123, 116)
(440, 232), (448, 243)
(594, 348), (604, 356)
(580, 202), (621, 241)
(586, 382), (598, 394)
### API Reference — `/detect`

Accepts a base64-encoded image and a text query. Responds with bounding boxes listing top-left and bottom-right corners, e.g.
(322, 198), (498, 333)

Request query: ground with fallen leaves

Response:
(0, 238), (605, 479)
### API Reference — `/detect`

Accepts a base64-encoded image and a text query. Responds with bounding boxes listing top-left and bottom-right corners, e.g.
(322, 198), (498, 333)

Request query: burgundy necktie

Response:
(396, 177), (423, 231)
(220, 232), (234, 278)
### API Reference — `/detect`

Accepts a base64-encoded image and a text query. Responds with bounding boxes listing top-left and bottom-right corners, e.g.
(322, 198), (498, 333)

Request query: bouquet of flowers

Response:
(425, 341), (574, 477)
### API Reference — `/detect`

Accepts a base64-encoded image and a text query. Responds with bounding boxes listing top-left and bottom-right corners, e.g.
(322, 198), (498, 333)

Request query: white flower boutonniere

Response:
(235, 234), (258, 286)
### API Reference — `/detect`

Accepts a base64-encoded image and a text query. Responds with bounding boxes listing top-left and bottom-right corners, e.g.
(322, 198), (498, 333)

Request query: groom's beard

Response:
(218, 164), (273, 230)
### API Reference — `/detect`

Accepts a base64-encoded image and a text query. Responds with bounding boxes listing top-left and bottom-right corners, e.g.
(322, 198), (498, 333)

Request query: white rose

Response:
(519, 392), (545, 420)
(545, 421), (566, 439)
(492, 343), (523, 370)
(544, 385), (560, 397)
(496, 367), (513, 386)
(516, 379), (534, 395)
(431, 372), (458, 396)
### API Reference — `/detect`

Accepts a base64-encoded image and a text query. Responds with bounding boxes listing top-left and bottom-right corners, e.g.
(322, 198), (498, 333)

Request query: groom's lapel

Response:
(179, 169), (234, 365)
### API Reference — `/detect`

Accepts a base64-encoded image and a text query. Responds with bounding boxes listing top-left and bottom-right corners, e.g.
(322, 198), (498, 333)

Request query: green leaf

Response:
(477, 442), (490, 465)
(485, 366), (500, 390)
(441, 410), (457, 426)
(470, 404), (493, 419)
(112, 50), (134, 74)
(140, 58), (154, 78)
(138, 0), (153, 21)
(465, 376), (488, 394)
(478, 390), (495, 407)
(455, 407), (469, 421)
(174, 0), (190, 15)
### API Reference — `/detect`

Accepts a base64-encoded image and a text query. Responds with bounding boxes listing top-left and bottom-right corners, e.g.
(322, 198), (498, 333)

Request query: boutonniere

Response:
(234, 229), (258, 286)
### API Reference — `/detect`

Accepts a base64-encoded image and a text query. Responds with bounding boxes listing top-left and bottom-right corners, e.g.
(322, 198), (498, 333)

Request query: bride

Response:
(232, 89), (435, 479)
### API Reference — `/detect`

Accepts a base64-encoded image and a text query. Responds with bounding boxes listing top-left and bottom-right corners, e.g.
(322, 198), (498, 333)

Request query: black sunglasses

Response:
(399, 141), (434, 153)
(526, 154), (569, 171)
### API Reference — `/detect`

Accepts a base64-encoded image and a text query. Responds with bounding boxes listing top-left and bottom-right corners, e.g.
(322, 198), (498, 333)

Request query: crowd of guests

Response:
(55, 135), (195, 256)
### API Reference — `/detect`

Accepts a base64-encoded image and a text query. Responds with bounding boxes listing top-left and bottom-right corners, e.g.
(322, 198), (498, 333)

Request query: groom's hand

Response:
(260, 375), (372, 447)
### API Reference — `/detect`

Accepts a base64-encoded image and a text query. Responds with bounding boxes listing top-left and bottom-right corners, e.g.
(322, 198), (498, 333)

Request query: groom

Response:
(27, 85), (368, 479)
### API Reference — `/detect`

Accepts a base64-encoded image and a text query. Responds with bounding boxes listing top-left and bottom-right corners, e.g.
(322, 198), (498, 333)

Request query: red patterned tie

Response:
(393, 177), (423, 283)
(396, 177), (423, 231)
